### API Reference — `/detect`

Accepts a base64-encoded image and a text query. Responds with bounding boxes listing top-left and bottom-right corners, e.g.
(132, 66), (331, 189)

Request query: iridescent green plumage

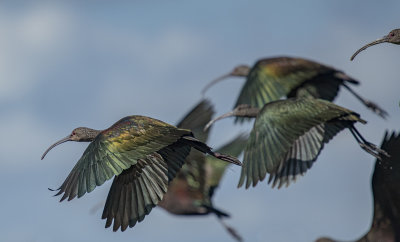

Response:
(54, 116), (192, 202)
(43, 114), (241, 232)
(204, 56), (387, 120)
(238, 98), (367, 188)
(236, 57), (334, 108)
(204, 97), (387, 189)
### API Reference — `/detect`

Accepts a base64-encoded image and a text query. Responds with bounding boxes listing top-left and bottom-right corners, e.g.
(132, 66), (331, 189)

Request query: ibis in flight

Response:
(202, 56), (387, 119)
(41, 114), (241, 232)
(204, 98), (389, 189)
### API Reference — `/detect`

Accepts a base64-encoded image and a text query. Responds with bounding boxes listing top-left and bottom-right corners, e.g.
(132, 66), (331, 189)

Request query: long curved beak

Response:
(350, 36), (389, 61)
(201, 72), (233, 96)
(41, 136), (71, 160)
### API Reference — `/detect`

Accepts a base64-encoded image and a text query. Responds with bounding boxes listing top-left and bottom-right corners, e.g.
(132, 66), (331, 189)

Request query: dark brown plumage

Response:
(316, 131), (400, 242)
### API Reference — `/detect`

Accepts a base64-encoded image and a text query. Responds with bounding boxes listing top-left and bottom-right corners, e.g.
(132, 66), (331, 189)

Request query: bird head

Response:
(385, 28), (400, 44)
(230, 64), (251, 77)
(41, 127), (100, 160)
(351, 28), (400, 60)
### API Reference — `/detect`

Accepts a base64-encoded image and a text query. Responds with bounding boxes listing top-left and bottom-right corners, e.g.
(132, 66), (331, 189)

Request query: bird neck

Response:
(234, 105), (260, 117)
(81, 128), (102, 142)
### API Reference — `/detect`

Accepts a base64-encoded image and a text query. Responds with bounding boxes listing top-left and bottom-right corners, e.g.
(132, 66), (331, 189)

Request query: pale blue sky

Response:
(1, 1), (399, 242)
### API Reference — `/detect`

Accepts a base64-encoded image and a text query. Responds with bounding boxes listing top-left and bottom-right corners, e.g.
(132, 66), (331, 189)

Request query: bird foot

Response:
(359, 142), (390, 160)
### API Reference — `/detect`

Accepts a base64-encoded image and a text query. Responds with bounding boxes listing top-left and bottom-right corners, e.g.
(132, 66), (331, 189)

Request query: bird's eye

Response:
(390, 32), (395, 37)
(72, 131), (76, 135)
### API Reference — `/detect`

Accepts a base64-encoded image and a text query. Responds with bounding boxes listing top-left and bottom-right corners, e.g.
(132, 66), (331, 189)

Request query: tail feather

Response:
(334, 72), (359, 85)
(202, 204), (230, 218)
(182, 136), (242, 166)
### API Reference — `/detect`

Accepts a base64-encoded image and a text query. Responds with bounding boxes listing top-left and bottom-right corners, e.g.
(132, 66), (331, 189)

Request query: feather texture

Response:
(234, 57), (361, 122)
(53, 115), (191, 202)
(238, 98), (364, 188)
(102, 140), (191, 231)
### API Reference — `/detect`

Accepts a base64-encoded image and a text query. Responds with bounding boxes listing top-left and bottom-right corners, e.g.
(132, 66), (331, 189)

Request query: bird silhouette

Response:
(41, 115), (241, 232)
(351, 29), (400, 61)
(316, 131), (400, 242)
(157, 100), (246, 242)
(204, 98), (389, 189)
(202, 56), (387, 119)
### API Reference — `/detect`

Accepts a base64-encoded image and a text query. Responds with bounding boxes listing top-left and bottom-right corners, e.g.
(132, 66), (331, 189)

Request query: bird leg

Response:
(349, 127), (390, 160)
(342, 83), (388, 119)
(215, 216), (244, 242)
(204, 104), (260, 131)
(182, 136), (242, 166)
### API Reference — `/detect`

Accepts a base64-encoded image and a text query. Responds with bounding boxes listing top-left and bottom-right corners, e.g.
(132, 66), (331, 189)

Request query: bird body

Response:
(42, 114), (241, 232)
(236, 57), (350, 107)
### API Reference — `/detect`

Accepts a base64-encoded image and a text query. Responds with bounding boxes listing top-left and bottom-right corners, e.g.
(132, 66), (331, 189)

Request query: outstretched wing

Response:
(267, 121), (352, 188)
(53, 115), (191, 201)
(102, 140), (191, 231)
(238, 98), (363, 188)
(371, 131), (400, 238)
(235, 57), (331, 109)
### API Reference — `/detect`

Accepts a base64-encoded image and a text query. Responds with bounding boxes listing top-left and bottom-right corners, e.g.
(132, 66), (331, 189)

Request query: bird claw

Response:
(359, 142), (390, 160)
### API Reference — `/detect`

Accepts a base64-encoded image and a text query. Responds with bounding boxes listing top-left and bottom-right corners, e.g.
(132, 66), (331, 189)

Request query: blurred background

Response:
(1, 1), (399, 242)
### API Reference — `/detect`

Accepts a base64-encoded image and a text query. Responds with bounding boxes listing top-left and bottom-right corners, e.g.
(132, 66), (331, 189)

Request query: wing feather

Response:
(239, 98), (363, 188)
(102, 139), (191, 231)
(53, 116), (192, 201)
(234, 57), (353, 123)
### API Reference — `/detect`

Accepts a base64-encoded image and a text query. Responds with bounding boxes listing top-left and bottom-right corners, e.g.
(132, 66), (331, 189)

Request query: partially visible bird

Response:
(202, 56), (387, 119)
(204, 98), (389, 189)
(351, 29), (400, 61)
(316, 131), (400, 242)
(157, 100), (247, 242)
(41, 115), (241, 232)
